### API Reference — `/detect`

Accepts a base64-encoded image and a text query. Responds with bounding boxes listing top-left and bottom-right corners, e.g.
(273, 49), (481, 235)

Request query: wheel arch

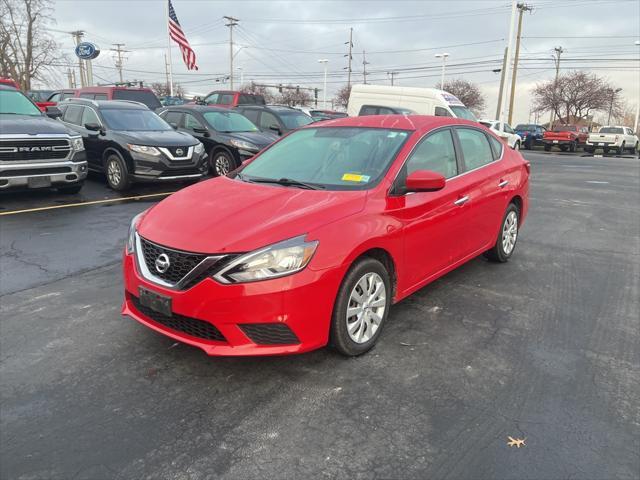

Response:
(211, 144), (240, 165)
(509, 194), (523, 223)
(102, 146), (132, 172)
(347, 247), (398, 303)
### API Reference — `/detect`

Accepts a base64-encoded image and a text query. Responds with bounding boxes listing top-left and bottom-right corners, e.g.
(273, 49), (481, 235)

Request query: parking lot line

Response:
(0, 192), (175, 216)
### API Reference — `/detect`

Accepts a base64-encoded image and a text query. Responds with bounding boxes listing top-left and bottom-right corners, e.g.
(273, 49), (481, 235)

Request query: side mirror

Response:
(84, 122), (102, 132)
(193, 126), (209, 136)
(45, 106), (62, 119)
(269, 124), (282, 135)
(405, 170), (446, 193)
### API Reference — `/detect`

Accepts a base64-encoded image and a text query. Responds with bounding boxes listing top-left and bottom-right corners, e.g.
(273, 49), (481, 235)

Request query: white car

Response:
(479, 120), (522, 150)
(586, 126), (638, 154)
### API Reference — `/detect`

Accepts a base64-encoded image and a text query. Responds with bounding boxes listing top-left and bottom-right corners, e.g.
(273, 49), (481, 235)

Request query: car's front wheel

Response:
(330, 257), (391, 356)
(105, 155), (131, 191)
(210, 150), (236, 177)
(485, 203), (520, 263)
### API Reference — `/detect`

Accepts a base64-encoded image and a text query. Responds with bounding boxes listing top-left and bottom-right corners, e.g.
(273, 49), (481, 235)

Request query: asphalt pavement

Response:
(1, 151), (639, 479)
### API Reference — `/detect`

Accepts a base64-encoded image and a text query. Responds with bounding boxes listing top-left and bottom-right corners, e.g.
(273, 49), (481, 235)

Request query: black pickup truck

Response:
(0, 84), (87, 193)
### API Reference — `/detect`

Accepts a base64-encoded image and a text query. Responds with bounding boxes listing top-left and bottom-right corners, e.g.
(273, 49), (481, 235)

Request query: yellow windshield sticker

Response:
(342, 173), (370, 182)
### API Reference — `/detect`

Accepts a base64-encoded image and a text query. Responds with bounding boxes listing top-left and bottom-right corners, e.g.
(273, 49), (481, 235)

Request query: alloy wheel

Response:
(214, 154), (232, 176)
(107, 159), (122, 186)
(346, 272), (386, 344)
(502, 210), (518, 255)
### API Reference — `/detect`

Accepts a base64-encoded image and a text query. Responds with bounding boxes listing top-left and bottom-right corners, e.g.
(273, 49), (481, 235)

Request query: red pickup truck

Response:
(542, 125), (589, 152)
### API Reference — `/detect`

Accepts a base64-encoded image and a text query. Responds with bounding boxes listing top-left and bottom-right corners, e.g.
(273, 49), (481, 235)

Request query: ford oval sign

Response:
(75, 42), (100, 60)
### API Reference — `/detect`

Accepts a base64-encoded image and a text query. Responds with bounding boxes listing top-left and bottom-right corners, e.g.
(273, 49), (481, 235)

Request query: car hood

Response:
(138, 176), (367, 253)
(114, 129), (198, 146)
(223, 130), (278, 148)
(0, 114), (75, 135)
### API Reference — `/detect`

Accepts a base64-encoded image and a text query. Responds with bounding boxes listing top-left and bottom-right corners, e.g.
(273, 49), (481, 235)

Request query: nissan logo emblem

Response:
(175, 148), (184, 156)
(155, 253), (171, 273)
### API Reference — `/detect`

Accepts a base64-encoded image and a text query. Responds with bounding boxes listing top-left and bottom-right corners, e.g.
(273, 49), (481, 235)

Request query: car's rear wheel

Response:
(544, 144), (551, 152)
(569, 141), (577, 152)
(210, 150), (236, 177)
(485, 203), (520, 263)
(330, 257), (391, 356)
(105, 155), (131, 191)
(618, 142), (625, 155)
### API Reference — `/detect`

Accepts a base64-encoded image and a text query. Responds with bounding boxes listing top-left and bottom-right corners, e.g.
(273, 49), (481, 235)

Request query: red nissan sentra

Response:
(122, 115), (529, 356)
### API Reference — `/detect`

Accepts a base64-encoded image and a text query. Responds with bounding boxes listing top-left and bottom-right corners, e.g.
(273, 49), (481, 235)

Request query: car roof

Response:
(62, 98), (149, 110)
(162, 105), (228, 113)
(302, 114), (480, 132)
(0, 84), (18, 91)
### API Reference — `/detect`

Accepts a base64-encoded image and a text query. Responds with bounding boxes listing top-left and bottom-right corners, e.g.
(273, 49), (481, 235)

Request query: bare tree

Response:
(440, 78), (486, 116)
(150, 82), (185, 98)
(333, 84), (351, 109)
(0, 0), (61, 90)
(275, 84), (312, 107)
(532, 71), (622, 125)
(239, 82), (277, 103)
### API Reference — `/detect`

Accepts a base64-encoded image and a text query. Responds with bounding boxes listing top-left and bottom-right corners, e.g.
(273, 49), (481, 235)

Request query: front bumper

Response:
(121, 251), (343, 356)
(129, 150), (208, 183)
(0, 159), (88, 190)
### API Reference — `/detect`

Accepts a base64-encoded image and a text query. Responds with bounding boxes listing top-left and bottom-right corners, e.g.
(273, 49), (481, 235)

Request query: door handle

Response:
(498, 180), (509, 188)
(454, 196), (469, 206)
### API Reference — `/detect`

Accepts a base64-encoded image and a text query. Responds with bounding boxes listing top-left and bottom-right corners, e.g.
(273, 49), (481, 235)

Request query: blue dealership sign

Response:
(75, 42), (100, 60)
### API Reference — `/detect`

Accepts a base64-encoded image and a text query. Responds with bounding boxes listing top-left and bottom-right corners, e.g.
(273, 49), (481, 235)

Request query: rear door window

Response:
(456, 128), (495, 171)
(94, 94), (108, 101)
(435, 107), (452, 117)
(79, 93), (94, 99)
(218, 94), (234, 105)
(81, 107), (100, 127)
(184, 113), (204, 130)
(259, 111), (279, 130)
(241, 109), (260, 124)
(162, 111), (183, 126)
(63, 105), (83, 125)
(488, 135), (504, 160)
(359, 105), (379, 116)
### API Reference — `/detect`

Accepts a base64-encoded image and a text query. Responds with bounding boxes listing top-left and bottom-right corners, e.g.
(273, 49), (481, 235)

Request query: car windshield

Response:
(101, 109), (172, 131)
(112, 90), (162, 110)
(599, 127), (623, 134)
(450, 106), (477, 121)
(0, 90), (42, 116)
(239, 127), (410, 190)
(515, 124), (536, 131)
(554, 126), (577, 132)
(278, 111), (314, 129)
(203, 111), (259, 132)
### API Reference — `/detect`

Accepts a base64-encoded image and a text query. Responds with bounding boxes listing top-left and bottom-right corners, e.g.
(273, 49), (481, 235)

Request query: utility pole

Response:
(607, 88), (622, 124)
(434, 53), (450, 90)
(111, 43), (129, 83)
(508, 2), (533, 125)
(548, 46), (563, 128)
(345, 27), (353, 88)
(499, 0), (518, 124)
(67, 68), (74, 88)
(362, 50), (370, 84)
(224, 16), (239, 90)
(164, 53), (170, 91)
(495, 47), (508, 119)
(387, 71), (398, 85)
(70, 31), (86, 87)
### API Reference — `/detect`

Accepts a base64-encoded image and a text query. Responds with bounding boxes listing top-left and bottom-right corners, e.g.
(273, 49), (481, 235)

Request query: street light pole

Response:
(434, 53), (449, 89)
(608, 88), (622, 125)
(318, 59), (329, 109)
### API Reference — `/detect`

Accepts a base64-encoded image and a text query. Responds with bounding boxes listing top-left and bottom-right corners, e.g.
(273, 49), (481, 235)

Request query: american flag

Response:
(168, 0), (198, 70)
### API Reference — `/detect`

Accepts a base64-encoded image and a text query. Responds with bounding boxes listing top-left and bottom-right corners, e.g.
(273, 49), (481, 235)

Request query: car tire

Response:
(329, 257), (391, 356)
(603, 147), (610, 155)
(544, 144), (551, 152)
(559, 145), (568, 152)
(210, 149), (236, 177)
(105, 154), (131, 191)
(633, 142), (639, 154)
(618, 142), (625, 155)
(57, 183), (83, 194)
(484, 203), (520, 263)
(569, 141), (577, 153)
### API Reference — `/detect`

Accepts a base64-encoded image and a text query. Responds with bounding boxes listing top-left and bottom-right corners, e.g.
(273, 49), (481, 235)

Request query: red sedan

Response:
(122, 115), (529, 356)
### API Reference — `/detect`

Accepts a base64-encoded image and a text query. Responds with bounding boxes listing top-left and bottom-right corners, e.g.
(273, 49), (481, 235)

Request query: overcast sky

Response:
(46, 0), (639, 124)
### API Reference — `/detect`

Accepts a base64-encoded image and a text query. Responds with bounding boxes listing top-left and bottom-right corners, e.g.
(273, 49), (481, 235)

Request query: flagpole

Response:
(166, 0), (174, 96)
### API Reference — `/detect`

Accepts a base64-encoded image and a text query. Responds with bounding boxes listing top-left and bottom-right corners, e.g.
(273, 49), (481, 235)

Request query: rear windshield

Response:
(554, 126), (577, 132)
(113, 90), (162, 110)
(238, 94), (265, 105)
(598, 127), (623, 134)
(515, 124), (537, 131)
(450, 106), (477, 121)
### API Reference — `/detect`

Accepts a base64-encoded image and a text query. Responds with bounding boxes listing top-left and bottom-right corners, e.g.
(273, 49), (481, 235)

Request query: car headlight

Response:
(71, 136), (85, 151)
(214, 235), (318, 283)
(128, 144), (161, 156)
(126, 212), (145, 254)
(229, 139), (259, 151)
(195, 142), (205, 154)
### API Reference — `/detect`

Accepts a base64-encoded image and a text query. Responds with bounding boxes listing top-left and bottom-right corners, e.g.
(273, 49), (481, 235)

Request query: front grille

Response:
(0, 139), (71, 162)
(166, 146), (191, 157)
(240, 324), (300, 345)
(0, 167), (71, 177)
(139, 237), (206, 285)
(159, 168), (201, 177)
(130, 295), (225, 342)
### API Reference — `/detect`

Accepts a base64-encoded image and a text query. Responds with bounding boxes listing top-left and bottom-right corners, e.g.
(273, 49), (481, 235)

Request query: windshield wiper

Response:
(242, 176), (325, 190)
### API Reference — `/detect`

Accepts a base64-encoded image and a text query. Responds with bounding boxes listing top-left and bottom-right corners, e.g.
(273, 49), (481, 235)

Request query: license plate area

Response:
(553, 140), (558, 143)
(139, 287), (172, 317)
(28, 176), (51, 188)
